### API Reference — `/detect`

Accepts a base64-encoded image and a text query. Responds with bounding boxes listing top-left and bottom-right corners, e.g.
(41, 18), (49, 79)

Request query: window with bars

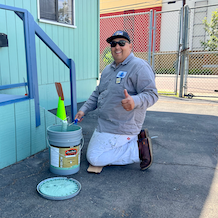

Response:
(39, 0), (74, 25)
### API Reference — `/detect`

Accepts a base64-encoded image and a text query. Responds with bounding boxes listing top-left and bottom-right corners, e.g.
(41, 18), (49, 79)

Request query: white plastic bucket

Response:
(47, 125), (83, 175)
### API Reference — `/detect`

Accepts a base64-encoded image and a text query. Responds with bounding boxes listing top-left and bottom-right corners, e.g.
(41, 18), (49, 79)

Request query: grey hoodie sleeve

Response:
(131, 61), (158, 109)
(79, 85), (100, 115)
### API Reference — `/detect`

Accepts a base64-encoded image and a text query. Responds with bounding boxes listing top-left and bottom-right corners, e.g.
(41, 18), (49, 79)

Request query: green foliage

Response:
(188, 68), (213, 75)
(155, 68), (214, 75)
(155, 68), (175, 74)
(103, 47), (113, 66)
(201, 9), (218, 51)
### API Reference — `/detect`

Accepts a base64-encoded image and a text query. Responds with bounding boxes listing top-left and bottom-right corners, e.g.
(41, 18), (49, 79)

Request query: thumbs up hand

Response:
(121, 89), (135, 111)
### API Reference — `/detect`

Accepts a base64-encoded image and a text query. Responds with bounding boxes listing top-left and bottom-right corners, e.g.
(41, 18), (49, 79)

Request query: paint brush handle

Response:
(69, 117), (83, 126)
(55, 82), (64, 100)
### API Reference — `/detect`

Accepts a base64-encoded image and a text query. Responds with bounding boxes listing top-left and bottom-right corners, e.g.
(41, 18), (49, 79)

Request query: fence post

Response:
(179, 5), (189, 97)
(175, 9), (182, 96)
(69, 59), (77, 122)
(183, 5), (190, 97)
(179, 5), (187, 98)
(152, 11), (157, 70)
(148, 10), (153, 65)
(178, 6), (184, 97)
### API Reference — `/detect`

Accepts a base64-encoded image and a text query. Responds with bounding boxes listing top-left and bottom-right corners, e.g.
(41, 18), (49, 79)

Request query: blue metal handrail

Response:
(0, 4), (77, 127)
(0, 82), (27, 90)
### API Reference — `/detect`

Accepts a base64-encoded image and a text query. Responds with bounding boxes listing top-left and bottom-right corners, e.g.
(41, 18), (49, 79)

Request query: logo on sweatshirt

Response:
(116, 71), (127, 78)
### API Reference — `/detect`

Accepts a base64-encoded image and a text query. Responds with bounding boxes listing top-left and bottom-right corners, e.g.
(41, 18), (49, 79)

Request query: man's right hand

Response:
(74, 111), (84, 123)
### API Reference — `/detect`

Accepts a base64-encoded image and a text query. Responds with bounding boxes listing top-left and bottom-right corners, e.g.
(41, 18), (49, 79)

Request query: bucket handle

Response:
(47, 137), (84, 159)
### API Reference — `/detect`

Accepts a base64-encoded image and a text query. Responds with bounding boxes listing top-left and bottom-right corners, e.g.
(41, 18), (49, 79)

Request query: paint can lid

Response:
(37, 177), (81, 200)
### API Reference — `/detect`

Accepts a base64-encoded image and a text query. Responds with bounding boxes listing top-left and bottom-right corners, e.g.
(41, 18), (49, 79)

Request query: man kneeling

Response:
(75, 30), (158, 171)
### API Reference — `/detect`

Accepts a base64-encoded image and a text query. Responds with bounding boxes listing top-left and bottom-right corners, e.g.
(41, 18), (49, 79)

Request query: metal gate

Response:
(184, 4), (218, 99)
(152, 9), (181, 95)
(100, 4), (218, 99)
(152, 4), (218, 98)
(100, 10), (180, 95)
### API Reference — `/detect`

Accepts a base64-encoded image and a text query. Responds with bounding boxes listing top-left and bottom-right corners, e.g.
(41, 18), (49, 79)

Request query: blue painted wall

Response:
(0, 99), (63, 169)
(0, 0), (100, 110)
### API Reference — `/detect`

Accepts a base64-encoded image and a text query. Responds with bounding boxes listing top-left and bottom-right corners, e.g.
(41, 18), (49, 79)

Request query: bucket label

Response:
(50, 145), (80, 168)
(65, 148), (77, 156)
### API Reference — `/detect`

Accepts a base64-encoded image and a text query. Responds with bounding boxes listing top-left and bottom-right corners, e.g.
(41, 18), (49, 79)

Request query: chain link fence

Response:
(153, 9), (181, 95)
(184, 4), (218, 98)
(100, 12), (150, 73)
(100, 4), (218, 99)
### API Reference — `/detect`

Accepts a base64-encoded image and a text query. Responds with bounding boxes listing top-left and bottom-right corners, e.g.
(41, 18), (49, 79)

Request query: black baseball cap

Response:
(106, 30), (131, 43)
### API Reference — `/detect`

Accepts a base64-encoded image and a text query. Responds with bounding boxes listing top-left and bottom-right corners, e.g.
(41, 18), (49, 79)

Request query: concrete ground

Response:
(0, 96), (218, 218)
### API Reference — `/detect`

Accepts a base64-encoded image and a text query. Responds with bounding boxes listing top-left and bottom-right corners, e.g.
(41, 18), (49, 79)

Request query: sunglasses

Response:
(110, 40), (129, 47)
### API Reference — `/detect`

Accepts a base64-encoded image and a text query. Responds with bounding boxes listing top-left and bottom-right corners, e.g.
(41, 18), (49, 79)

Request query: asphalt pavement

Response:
(0, 96), (218, 218)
